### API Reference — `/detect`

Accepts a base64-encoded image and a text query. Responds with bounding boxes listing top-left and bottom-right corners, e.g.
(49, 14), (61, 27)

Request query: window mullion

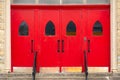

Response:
(83, 0), (87, 4)
(35, 0), (39, 4)
(60, 0), (62, 5)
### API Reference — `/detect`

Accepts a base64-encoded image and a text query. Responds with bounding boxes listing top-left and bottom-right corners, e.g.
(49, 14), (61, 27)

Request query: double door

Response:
(11, 6), (110, 72)
(37, 10), (83, 72)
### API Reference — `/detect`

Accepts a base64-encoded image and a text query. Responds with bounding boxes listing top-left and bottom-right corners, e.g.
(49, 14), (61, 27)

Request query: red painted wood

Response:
(86, 9), (110, 70)
(11, 9), (34, 69)
(61, 10), (83, 67)
(11, 5), (110, 72)
(11, 5), (110, 9)
(38, 10), (60, 68)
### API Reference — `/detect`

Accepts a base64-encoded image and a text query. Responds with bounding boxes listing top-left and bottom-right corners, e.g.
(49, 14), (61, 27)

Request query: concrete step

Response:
(0, 73), (111, 77)
(0, 77), (110, 80)
(0, 73), (119, 80)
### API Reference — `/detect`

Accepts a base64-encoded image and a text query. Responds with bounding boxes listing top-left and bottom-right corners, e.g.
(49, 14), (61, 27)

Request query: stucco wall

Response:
(0, 0), (5, 72)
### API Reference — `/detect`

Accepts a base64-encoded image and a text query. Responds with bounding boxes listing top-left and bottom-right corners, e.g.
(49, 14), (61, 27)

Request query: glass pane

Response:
(66, 21), (76, 36)
(13, 0), (35, 4)
(63, 0), (82, 4)
(45, 21), (55, 36)
(87, 0), (109, 4)
(19, 21), (29, 36)
(93, 21), (103, 35)
(39, 0), (60, 4)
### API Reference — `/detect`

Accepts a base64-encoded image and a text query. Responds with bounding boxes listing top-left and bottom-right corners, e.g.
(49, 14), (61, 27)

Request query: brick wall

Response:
(0, 0), (5, 72)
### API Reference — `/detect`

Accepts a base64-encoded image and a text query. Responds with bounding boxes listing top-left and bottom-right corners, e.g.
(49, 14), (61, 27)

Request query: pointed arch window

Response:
(19, 21), (29, 36)
(45, 21), (55, 36)
(66, 21), (76, 36)
(93, 21), (103, 35)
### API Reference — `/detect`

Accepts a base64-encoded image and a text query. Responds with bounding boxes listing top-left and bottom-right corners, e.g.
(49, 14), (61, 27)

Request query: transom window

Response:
(11, 0), (109, 4)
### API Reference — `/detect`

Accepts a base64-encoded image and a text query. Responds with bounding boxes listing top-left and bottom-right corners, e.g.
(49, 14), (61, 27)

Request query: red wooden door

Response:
(11, 8), (34, 70)
(38, 10), (60, 67)
(61, 10), (83, 68)
(37, 9), (83, 71)
(86, 9), (110, 70)
(11, 6), (110, 72)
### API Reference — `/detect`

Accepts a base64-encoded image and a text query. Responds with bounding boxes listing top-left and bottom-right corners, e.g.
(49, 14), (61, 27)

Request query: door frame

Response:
(4, 0), (117, 72)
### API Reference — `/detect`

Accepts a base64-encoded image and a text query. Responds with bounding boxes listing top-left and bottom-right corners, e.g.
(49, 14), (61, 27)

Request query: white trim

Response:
(5, 0), (11, 72)
(60, 0), (62, 5)
(40, 67), (59, 73)
(88, 67), (109, 73)
(110, 0), (117, 72)
(13, 67), (32, 73)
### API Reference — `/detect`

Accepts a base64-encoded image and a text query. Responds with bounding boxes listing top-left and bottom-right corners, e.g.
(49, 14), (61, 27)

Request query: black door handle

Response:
(62, 40), (64, 53)
(88, 40), (90, 52)
(31, 40), (34, 53)
(57, 40), (60, 52)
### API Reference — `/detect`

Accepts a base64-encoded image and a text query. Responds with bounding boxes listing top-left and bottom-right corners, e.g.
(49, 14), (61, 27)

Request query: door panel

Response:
(38, 10), (60, 68)
(87, 9), (110, 68)
(61, 10), (83, 67)
(11, 9), (34, 68)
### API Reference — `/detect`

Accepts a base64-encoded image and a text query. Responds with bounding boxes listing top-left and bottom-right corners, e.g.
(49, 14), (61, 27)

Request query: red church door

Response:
(37, 9), (83, 72)
(61, 10), (83, 71)
(11, 8), (35, 70)
(11, 6), (110, 72)
(86, 8), (110, 71)
(38, 10), (60, 70)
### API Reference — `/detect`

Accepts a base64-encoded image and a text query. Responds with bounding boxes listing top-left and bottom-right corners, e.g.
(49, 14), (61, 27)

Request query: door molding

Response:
(5, 0), (11, 72)
(110, 0), (117, 72)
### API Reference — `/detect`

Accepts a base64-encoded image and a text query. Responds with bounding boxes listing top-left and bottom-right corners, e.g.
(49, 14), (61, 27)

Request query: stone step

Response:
(0, 77), (110, 80)
(0, 73), (112, 77)
(0, 73), (119, 80)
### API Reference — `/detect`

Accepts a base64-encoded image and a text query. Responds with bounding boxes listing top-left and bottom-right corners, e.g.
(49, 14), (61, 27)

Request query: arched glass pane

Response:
(19, 21), (29, 36)
(45, 21), (55, 36)
(93, 21), (103, 35)
(66, 21), (76, 36)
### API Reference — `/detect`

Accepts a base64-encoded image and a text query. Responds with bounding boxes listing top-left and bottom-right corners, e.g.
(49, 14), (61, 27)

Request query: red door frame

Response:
(11, 5), (110, 72)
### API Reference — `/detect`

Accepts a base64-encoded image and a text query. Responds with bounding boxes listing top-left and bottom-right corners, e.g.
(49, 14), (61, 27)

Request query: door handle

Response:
(31, 40), (34, 53)
(57, 40), (60, 52)
(88, 40), (90, 52)
(62, 40), (64, 53)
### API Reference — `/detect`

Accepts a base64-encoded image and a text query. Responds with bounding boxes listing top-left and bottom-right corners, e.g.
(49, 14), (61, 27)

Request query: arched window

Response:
(45, 21), (55, 36)
(66, 21), (76, 36)
(19, 21), (29, 36)
(93, 21), (103, 35)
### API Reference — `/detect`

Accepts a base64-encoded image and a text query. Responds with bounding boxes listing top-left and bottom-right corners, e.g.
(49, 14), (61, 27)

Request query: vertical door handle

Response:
(62, 40), (64, 53)
(57, 40), (60, 52)
(31, 40), (34, 53)
(88, 40), (90, 52)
